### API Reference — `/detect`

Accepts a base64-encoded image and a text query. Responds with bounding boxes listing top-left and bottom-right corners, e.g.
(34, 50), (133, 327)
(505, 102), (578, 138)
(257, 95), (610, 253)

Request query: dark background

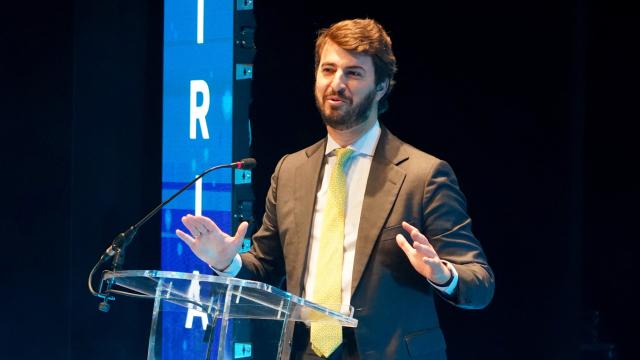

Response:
(1, 0), (638, 359)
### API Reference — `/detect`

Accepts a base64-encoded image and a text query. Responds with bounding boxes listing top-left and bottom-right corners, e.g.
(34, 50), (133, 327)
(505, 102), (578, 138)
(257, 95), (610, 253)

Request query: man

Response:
(177, 19), (494, 359)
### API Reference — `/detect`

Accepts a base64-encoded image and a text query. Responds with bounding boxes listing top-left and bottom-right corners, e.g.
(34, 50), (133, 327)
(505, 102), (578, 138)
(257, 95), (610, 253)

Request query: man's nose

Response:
(329, 71), (347, 93)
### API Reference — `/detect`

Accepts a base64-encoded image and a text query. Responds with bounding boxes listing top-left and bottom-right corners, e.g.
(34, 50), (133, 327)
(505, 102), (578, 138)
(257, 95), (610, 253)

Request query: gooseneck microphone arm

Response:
(130, 157), (256, 240)
(101, 158), (257, 269)
(89, 158), (256, 312)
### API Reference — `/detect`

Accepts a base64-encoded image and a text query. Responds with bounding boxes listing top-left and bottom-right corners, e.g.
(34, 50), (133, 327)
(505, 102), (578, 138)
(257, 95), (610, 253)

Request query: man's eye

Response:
(347, 71), (363, 77)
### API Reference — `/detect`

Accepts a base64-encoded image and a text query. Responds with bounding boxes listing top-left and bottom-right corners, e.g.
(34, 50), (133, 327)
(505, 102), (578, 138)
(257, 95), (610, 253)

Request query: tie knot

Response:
(334, 147), (354, 166)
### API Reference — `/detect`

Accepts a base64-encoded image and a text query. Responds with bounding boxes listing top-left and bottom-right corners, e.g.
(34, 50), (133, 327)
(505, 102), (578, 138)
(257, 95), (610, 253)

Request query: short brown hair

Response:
(315, 19), (398, 114)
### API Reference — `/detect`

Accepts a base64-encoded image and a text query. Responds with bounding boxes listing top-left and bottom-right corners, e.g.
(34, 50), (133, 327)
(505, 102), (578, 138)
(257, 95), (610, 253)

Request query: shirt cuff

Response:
(209, 254), (242, 277)
(428, 260), (459, 296)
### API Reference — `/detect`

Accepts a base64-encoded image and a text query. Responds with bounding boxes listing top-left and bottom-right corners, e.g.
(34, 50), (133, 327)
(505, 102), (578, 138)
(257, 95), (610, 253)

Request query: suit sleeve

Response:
(422, 160), (495, 309)
(237, 155), (288, 287)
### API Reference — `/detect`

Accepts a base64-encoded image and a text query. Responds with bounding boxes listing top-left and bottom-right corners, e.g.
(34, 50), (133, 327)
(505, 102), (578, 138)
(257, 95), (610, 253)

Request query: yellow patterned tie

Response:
(310, 147), (354, 358)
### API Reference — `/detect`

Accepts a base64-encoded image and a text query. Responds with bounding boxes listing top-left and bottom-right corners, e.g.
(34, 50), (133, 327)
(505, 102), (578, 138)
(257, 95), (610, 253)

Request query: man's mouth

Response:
(325, 95), (349, 105)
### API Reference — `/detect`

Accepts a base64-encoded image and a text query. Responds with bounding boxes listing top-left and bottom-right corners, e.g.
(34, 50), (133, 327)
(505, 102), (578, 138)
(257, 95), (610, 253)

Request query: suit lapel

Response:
(288, 139), (326, 296)
(351, 128), (408, 294)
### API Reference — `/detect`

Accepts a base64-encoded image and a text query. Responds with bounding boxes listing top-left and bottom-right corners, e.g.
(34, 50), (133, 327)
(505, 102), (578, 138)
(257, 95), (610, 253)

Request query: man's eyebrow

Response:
(345, 65), (367, 72)
(319, 62), (367, 72)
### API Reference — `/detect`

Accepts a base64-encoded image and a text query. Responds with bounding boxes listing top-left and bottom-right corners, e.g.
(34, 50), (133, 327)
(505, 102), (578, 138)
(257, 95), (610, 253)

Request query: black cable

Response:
(88, 257), (112, 298)
(88, 259), (212, 313)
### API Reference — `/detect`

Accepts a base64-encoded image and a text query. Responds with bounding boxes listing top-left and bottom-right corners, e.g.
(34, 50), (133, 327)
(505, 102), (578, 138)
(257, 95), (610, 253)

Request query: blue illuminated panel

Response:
(162, 0), (234, 358)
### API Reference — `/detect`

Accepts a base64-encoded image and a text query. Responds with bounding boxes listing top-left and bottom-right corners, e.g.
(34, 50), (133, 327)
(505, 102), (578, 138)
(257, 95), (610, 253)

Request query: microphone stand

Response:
(90, 159), (256, 312)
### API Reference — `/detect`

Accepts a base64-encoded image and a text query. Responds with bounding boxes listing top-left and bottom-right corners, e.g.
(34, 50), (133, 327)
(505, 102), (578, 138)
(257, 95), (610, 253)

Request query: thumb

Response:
(232, 221), (249, 245)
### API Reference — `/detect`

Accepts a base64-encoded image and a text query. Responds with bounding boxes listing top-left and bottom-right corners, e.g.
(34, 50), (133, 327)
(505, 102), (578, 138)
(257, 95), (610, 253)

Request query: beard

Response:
(315, 87), (377, 131)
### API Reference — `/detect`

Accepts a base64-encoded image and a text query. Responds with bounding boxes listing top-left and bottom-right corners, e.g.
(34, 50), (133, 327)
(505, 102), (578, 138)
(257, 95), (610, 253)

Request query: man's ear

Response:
(375, 80), (389, 100)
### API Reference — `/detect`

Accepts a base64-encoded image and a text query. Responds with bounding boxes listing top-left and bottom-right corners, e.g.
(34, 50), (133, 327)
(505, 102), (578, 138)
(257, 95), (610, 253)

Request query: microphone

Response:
(100, 158), (257, 268)
(236, 158), (256, 170)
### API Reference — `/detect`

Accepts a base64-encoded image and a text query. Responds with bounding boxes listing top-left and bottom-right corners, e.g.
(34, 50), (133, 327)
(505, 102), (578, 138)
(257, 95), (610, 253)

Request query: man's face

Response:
(314, 40), (382, 131)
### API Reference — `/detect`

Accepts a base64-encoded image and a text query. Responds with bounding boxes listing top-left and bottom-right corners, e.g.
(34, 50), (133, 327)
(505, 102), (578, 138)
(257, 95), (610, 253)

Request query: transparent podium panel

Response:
(149, 302), (287, 360)
(102, 270), (357, 360)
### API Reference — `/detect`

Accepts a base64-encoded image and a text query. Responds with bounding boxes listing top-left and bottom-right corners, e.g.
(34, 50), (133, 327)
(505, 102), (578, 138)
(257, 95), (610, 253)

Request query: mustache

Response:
(323, 89), (351, 103)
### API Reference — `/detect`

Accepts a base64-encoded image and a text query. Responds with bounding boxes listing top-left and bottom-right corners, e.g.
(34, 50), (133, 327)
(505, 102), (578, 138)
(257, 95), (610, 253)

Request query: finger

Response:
(395, 234), (415, 256)
(190, 216), (216, 234)
(401, 221), (418, 233)
(410, 229), (429, 245)
(402, 221), (429, 245)
(182, 216), (201, 236)
(198, 216), (223, 234)
(176, 229), (195, 246)
(196, 223), (209, 234)
(413, 242), (438, 258)
(189, 216), (209, 234)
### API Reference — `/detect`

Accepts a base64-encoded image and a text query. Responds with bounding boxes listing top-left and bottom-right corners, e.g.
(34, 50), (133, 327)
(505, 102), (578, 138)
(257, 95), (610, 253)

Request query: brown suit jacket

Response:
(239, 127), (494, 359)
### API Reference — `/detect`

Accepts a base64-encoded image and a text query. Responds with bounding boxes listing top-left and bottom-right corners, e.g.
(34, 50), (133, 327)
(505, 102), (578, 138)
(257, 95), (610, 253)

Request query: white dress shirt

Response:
(214, 120), (458, 304)
(303, 120), (381, 307)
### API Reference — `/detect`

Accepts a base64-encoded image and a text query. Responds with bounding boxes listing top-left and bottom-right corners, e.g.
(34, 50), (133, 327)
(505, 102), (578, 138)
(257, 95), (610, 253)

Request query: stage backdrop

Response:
(161, 0), (254, 358)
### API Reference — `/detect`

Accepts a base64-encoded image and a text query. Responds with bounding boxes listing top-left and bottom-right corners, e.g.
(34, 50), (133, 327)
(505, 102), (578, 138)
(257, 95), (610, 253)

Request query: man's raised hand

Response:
(176, 214), (248, 271)
(395, 221), (452, 285)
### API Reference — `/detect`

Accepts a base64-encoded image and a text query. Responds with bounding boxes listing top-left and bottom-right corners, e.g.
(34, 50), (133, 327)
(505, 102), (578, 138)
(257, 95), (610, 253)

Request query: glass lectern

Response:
(102, 270), (357, 360)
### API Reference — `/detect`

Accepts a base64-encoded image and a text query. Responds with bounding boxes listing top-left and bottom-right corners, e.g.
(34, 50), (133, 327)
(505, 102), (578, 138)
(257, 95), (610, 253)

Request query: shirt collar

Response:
(325, 120), (381, 157)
